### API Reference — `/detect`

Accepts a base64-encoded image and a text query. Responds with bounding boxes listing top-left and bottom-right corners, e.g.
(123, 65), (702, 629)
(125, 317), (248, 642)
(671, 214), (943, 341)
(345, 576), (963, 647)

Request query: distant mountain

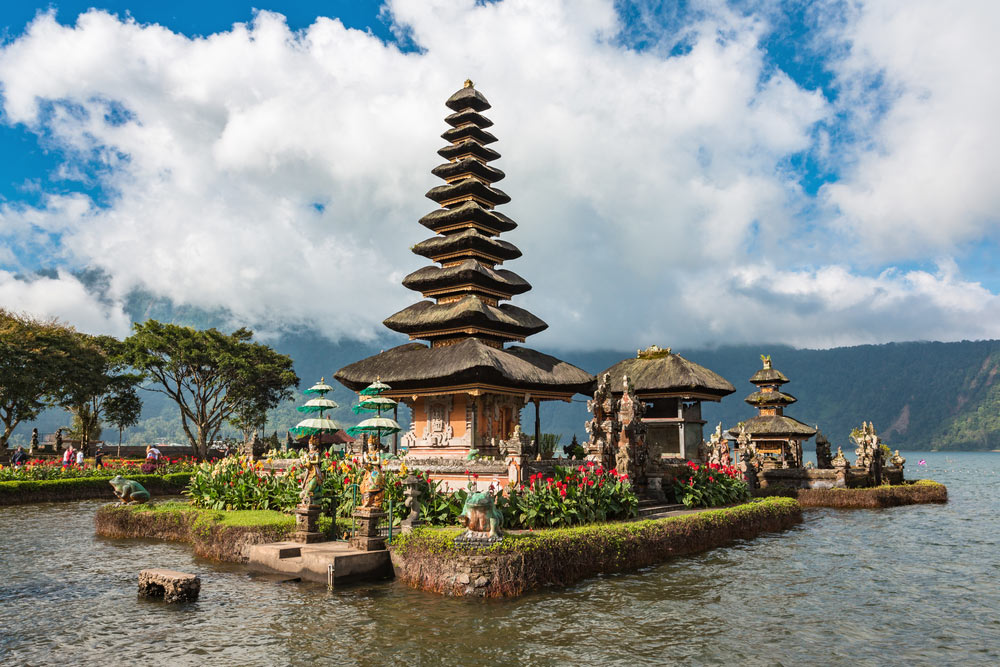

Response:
(12, 301), (1000, 452)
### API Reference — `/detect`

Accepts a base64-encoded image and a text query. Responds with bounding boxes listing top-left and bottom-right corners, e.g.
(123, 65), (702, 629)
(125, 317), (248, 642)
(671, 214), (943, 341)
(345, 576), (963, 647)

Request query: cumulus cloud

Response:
(0, 0), (997, 348)
(0, 269), (131, 336)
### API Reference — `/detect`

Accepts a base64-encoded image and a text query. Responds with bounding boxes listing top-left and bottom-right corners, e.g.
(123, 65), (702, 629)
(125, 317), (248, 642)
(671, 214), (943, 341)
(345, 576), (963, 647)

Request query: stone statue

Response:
(615, 375), (647, 484)
(851, 421), (884, 483)
(707, 423), (731, 467)
(499, 424), (532, 458)
(831, 446), (849, 468)
(298, 435), (325, 506)
(815, 430), (833, 469)
(457, 489), (503, 542)
(30, 428), (39, 455)
(55, 429), (63, 451)
(735, 428), (761, 491)
(109, 475), (150, 504)
(284, 431), (293, 452)
(890, 449), (906, 468)
(359, 437), (385, 508)
(585, 373), (618, 470)
(400, 474), (423, 533)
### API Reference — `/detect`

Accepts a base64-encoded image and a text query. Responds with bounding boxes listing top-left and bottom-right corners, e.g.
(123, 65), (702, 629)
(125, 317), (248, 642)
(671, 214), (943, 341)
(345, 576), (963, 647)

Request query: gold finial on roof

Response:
(319, 376), (325, 382)
(760, 354), (772, 369)
(637, 345), (671, 359)
(464, 79), (474, 88)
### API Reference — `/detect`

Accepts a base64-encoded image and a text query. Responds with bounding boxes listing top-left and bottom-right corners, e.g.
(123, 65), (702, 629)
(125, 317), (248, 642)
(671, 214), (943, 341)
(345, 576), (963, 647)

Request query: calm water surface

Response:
(1, 451), (998, 666)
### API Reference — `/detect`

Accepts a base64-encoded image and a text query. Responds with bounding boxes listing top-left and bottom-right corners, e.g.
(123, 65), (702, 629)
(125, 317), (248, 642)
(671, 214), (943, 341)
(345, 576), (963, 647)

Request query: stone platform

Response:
(138, 568), (200, 603)
(247, 541), (393, 586)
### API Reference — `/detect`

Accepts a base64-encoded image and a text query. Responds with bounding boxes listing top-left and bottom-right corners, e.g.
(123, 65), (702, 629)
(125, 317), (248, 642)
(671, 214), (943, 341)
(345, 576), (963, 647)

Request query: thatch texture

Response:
(444, 109), (493, 128)
(446, 85), (491, 112)
(441, 124), (498, 145)
(744, 390), (797, 406)
(411, 229), (521, 262)
(402, 260), (531, 296)
(383, 297), (547, 337)
(431, 158), (505, 183)
(419, 200), (516, 234)
(437, 139), (500, 163)
(600, 352), (735, 398)
(750, 367), (789, 384)
(334, 339), (594, 394)
(426, 178), (510, 207)
(729, 415), (817, 437)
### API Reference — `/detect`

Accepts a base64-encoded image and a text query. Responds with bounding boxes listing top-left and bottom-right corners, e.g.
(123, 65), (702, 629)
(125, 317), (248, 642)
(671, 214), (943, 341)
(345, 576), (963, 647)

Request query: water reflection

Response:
(1, 451), (998, 665)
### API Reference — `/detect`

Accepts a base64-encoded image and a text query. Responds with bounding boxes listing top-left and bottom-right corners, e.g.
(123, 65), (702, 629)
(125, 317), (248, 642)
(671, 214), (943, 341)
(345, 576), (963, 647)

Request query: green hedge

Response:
(755, 479), (948, 508)
(94, 501), (345, 562)
(393, 497), (802, 597)
(0, 473), (191, 505)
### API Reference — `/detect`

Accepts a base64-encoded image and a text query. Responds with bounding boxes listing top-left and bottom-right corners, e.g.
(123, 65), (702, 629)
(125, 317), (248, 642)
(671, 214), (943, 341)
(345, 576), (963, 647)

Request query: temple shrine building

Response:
(728, 355), (816, 468)
(600, 345), (735, 461)
(335, 82), (593, 469)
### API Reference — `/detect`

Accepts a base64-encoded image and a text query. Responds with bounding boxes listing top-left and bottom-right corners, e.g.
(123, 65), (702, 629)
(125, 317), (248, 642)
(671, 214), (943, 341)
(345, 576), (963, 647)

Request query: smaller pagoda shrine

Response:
(597, 345), (735, 462)
(728, 355), (816, 469)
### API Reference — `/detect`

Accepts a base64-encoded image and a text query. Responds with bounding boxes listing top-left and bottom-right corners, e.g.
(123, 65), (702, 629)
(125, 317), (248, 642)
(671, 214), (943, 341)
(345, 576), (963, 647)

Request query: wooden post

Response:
(534, 399), (541, 456)
(393, 404), (399, 456)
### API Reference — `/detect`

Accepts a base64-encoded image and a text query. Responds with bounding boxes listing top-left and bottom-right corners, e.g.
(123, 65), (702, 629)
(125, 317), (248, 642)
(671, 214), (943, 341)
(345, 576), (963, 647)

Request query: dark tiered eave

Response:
(383, 297), (547, 341)
(431, 158), (505, 184)
(729, 415), (817, 438)
(444, 109), (493, 128)
(402, 260), (531, 298)
(750, 367), (790, 385)
(426, 178), (510, 208)
(744, 390), (797, 407)
(419, 201), (517, 235)
(411, 228), (521, 263)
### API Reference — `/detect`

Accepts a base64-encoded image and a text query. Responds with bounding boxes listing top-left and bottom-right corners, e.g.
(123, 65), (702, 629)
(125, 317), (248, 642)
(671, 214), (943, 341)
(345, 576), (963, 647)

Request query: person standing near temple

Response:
(94, 446), (104, 468)
(62, 445), (74, 468)
(75, 448), (84, 466)
(11, 446), (28, 466)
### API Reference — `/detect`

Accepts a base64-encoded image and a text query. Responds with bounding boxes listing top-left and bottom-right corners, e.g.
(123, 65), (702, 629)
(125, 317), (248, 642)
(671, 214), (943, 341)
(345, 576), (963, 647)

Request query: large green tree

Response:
(0, 310), (102, 453)
(125, 320), (298, 459)
(60, 335), (143, 456)
(104, 385), (143, 457)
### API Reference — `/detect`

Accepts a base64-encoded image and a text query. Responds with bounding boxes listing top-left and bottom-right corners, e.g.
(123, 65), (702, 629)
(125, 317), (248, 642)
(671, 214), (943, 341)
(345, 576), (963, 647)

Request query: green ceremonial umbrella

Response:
(346, 417), (402, 440)
(304, 378), (335, 396)
(290, 417), (342, 438)
(298, 397), (340, 415)
(359, 379), (391, 396)
(351, 395), (396, 415)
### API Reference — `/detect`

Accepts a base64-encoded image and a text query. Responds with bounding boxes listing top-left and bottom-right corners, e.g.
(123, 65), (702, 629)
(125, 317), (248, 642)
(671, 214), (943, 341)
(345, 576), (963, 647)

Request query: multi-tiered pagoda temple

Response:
(728, 355), (816, 468)
(336, 81), (593, 459)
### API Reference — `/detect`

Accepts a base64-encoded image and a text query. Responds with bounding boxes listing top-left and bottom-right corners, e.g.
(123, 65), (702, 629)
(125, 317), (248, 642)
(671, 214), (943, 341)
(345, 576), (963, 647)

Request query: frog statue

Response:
(457, 490), (503, 542)
(109, 475), (150, 504)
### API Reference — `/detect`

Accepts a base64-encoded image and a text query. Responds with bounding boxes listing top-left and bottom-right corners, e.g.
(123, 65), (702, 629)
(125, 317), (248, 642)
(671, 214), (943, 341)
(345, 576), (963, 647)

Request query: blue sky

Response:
(1, 0), (999, 348)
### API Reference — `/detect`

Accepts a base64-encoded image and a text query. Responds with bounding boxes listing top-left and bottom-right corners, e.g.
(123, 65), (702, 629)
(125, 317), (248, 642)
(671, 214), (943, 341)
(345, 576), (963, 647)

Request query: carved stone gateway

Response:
(614, 376), (647, 485)
(815, 430), (833, 469)
(585, 373), (618, 470)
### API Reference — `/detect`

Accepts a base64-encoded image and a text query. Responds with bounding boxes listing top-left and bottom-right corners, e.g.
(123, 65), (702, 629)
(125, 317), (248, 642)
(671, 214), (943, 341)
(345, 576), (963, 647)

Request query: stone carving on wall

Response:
(735, 428), (761, 491)
(585, 373), (618, 470)
(498, 424), (533, 458)
(615, 375), (647, 484)
(851, 421), (882, 471)
(831, 446), (849, 468)
(815, 430), (833, 469)
(889, 449), (905, 469)
(707, 423), (732, 467)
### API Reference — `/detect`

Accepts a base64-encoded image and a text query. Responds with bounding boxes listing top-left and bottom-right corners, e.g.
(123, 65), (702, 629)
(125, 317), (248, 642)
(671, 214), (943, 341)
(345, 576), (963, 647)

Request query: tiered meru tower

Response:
(728, 355), (816, 468)
(336, 81), (593, 459)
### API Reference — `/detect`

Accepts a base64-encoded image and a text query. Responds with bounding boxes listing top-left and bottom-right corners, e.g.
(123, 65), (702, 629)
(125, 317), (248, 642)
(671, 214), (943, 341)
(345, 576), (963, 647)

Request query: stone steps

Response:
(247, 540), (393, 586)
(637, 502), (685, 517)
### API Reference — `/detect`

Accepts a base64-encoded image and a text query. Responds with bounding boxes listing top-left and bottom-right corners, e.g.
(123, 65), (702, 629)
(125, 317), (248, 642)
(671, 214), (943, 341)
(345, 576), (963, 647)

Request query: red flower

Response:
(708, 476), (715, 482)
(472, 473), (479, 479)
(559, 488), (567, 497)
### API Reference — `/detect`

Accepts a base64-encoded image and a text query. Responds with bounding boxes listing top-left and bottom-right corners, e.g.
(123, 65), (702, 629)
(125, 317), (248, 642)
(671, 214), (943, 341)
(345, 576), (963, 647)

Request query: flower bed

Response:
(184, 457), (641, 530)
(0, 457), (199, 481)
(392, 497), (802, 597)
(670, 460), (751, 508)
(0, 473), (192, 505)
(755, 479), (948, 508)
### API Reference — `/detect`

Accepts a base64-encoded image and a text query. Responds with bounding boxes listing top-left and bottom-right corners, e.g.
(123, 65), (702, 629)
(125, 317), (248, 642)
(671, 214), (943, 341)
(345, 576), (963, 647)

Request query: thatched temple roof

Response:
(744, 390), (797, 406)
(335, 339), (594, 395)
(599, 347), (735, 399)
(729, 415), (817, 438)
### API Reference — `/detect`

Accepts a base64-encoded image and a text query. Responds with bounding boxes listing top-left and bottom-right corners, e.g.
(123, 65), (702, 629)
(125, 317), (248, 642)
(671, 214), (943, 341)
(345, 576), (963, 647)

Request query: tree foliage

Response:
(125, 320), (298, 459)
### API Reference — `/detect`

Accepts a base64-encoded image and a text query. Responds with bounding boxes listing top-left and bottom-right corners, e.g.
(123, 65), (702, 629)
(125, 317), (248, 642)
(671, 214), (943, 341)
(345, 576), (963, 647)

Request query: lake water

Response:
(1, 451), (998, 666)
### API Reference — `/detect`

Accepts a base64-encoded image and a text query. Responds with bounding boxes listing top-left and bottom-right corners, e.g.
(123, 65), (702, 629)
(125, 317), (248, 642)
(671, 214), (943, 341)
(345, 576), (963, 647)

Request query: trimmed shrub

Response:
(793, 480), (947, 508)
(393, 497), (802, 597)
(0, 473), (191, 505)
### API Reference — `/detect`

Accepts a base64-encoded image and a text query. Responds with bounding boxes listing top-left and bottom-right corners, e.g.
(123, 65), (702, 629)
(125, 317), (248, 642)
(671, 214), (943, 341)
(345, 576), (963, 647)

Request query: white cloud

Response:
(0, 269), (131, 336)
(0, 0), (998, 349)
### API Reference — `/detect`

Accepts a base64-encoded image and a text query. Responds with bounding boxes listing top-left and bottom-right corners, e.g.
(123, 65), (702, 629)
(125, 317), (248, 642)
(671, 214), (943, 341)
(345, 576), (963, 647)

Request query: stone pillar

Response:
(292, 503), (323, 543)
(350, 506), (386, 551)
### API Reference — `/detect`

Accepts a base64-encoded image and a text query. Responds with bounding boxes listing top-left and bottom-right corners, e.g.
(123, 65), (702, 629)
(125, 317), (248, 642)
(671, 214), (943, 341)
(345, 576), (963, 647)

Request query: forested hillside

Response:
(13, 327), (1000, 451)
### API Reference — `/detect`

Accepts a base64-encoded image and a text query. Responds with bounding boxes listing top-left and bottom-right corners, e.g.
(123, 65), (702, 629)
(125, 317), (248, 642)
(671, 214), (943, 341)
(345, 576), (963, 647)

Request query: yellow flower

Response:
(399, 462), (408, 476)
